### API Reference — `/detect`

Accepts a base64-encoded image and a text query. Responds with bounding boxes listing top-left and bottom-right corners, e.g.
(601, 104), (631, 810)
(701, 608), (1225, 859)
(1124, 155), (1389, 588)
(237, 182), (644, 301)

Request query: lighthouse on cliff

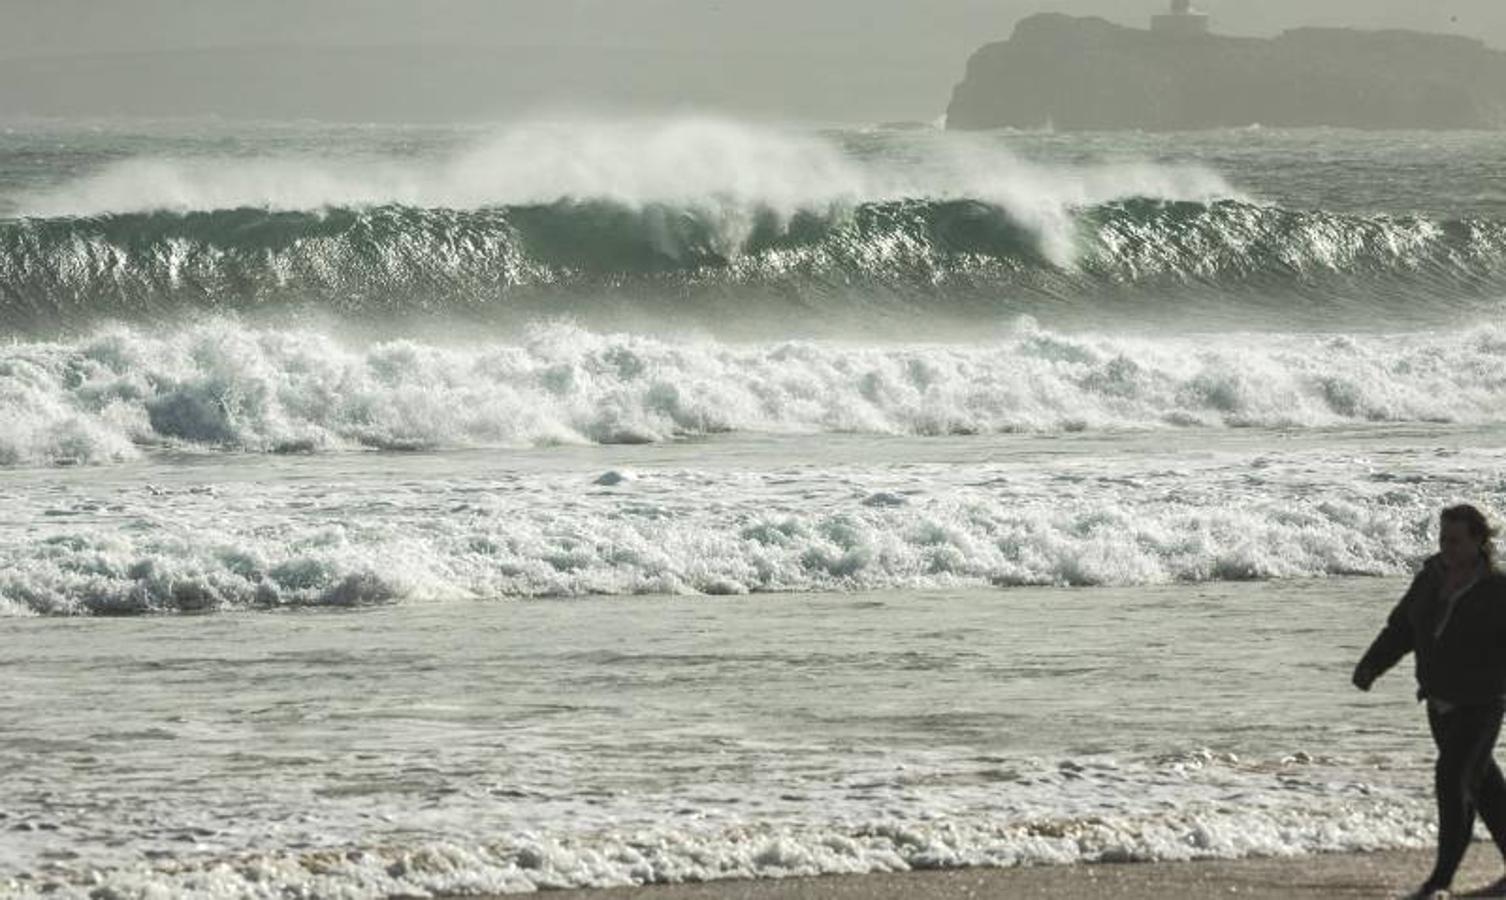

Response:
(1152, 0), (1210, 37)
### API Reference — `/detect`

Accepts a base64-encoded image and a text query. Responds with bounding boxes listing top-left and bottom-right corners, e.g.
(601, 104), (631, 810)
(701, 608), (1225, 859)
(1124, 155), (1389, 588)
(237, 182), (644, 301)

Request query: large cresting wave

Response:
(4, 118), (1503, 331)
(3, 198), (1505, 331)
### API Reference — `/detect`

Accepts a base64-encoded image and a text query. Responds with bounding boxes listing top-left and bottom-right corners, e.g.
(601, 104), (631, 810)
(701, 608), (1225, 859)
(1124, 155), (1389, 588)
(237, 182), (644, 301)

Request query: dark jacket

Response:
(1358, 555), (1506, 705)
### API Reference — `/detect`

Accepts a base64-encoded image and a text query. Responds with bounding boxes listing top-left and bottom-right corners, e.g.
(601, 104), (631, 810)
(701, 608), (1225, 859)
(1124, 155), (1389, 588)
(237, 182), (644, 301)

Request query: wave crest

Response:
(3, 198), (1503, 331)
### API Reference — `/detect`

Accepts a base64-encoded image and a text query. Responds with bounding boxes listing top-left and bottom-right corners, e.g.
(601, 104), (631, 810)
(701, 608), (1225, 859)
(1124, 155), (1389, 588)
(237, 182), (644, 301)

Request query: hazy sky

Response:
(3, 0), (1501, 58)
(2, 1), (1503, 121)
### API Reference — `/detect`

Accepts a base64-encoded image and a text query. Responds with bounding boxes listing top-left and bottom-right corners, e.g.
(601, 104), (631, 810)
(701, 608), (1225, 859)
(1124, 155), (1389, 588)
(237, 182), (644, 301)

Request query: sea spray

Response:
(14, 118), (1233, 220)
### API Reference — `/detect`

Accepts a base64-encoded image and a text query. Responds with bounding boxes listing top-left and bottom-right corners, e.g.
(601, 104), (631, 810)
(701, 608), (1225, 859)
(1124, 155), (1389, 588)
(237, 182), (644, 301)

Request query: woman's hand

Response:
(1352, 661), (1379, 691)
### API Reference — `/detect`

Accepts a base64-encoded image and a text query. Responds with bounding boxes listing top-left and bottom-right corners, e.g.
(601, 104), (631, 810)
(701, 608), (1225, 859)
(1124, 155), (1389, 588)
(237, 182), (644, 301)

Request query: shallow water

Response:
(1, 421), (1489, 895)
(1, 577), (1441, 897)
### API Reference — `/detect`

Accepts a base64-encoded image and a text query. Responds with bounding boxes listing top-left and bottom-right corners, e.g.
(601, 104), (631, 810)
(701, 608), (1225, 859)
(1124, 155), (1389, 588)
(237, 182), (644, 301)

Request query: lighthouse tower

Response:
(1152, 0), (1210, 37)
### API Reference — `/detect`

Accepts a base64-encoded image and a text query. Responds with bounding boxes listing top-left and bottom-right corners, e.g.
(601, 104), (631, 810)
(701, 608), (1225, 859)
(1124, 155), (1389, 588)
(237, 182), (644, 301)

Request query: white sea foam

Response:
(2, 794), (1433, 899)
(3, 319), (1506, 468)
(5, 320), (1502, 614)
(0, 546), (1448, 899)
(4, 429), (1493, 614)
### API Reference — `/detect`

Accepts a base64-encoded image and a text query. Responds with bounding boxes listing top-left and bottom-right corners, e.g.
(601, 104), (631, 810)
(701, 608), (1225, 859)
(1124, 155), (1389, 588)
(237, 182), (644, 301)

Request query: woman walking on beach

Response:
(1354, 505), (1506, 899)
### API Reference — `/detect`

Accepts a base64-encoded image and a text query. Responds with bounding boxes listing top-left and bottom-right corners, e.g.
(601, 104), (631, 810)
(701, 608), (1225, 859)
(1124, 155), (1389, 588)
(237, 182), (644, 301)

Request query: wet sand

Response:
(507, 848), (1505, 899)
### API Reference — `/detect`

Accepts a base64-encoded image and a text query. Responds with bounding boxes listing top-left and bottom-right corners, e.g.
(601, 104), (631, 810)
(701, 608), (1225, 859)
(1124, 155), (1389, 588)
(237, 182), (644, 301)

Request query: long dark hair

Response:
(1441, 504), (1497, 570)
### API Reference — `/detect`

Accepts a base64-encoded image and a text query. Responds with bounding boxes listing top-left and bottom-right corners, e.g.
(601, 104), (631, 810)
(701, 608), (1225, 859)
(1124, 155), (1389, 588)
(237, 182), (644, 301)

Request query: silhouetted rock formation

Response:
(947, 13), (1506, 131)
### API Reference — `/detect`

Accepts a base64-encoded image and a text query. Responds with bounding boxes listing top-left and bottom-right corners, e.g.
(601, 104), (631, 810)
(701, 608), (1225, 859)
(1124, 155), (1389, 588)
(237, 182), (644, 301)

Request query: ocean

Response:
(2, 117), (1504, 897)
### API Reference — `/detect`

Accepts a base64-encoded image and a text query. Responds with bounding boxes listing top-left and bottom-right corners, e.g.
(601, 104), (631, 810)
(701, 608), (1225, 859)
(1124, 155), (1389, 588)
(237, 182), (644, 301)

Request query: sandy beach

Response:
(524, 849), (1504, 900)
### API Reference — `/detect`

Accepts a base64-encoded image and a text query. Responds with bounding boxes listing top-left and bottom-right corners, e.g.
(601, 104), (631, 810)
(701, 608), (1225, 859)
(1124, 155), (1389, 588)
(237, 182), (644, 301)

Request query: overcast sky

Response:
(3, 0), (1500, 58)
(1, 1), (1502, 122)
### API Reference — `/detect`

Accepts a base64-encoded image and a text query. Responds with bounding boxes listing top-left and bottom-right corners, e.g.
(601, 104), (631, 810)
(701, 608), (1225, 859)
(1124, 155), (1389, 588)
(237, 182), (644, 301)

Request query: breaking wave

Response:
(13, 118), (1230, 219)
(2, 198), (1503, 331)
(0, 792), (1435, 895)
(5, 319), (1506, 468)
(0, 422), (1478, 614)
(3, 118), (1500, 331)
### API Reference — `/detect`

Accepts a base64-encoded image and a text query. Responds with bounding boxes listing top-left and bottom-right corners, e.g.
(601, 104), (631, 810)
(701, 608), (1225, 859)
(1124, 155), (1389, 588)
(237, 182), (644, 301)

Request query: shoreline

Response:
(482, 848), (1504, 900)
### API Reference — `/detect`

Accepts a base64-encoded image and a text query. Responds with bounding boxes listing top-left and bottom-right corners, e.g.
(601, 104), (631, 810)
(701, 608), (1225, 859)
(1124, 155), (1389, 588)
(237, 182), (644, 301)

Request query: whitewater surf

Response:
(2, 117), (1503, 899)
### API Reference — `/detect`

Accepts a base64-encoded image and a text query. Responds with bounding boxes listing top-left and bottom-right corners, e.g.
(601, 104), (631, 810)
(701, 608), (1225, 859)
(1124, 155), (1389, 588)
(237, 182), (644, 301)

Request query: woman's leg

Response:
(1428, 704), (1481, 890)
(1425, 702), (1506, 891)
(1473, 756), (1506, 859)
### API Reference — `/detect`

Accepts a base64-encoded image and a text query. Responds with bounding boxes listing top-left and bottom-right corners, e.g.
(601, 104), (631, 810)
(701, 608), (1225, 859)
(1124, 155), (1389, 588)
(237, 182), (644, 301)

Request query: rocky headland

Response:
(947, 13), (1506, 131)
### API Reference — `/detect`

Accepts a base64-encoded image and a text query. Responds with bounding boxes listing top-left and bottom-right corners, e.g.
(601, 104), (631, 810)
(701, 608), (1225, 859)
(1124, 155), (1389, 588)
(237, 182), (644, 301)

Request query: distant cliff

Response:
(947, 14), (1506, 131)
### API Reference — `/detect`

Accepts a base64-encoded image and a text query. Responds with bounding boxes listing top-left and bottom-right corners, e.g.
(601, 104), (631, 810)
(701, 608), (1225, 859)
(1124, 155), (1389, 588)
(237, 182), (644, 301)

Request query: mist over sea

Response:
(3, 118), (1504, 897)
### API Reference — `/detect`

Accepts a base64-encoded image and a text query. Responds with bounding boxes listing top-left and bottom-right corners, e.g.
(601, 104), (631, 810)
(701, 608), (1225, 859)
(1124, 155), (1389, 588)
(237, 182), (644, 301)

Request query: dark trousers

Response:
(1426, 699), (1506, 889)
